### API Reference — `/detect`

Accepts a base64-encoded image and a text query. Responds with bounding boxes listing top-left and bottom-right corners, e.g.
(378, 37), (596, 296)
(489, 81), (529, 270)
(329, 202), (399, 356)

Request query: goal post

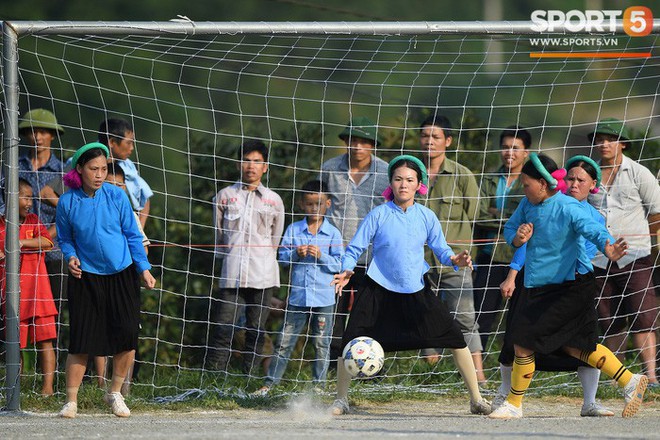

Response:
(1, 20), (658, 410)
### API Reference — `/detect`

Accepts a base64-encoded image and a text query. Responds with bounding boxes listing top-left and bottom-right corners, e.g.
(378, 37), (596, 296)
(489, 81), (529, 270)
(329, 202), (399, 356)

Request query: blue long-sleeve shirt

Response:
(342, 201), (455, 294)
(56, 183), (151, 275)
(504, 192), (615, 288)
(509, 199), (605, 273)
(279, 218), (344, 307)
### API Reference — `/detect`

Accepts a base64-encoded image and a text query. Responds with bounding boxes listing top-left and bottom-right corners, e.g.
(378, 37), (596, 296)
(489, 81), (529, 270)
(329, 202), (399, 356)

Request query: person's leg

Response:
(311, 305), (334, 385)
(440, 269), (484, 381)
(243, 287), (274, 375)
(37, 340), (56, 396)
(265, 305), (307, 387)
(331, 356), (352, 415)
(64, 353), (88, 403)
(329, 268), (365, 364)
(497, 363), (512, 398)
(473, 255), (506, 351)
(565, 344), (648, 417)
(595, 266), (628, 362)
(577, 366), (614, 416)
(506, 345), (535, 408)
(207, 288), (245, 371)
(450, 347), (487, 407)
(109, 350), (134, 394)
(633, 332), (657, 383)
(94, 356), (108, 388)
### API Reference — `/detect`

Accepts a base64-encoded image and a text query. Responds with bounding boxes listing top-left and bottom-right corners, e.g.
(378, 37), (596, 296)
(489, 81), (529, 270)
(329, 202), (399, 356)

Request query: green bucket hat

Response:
(18, 108), (65, 134)
(338, 116), (382, 147)
(588, 118), (630, 143)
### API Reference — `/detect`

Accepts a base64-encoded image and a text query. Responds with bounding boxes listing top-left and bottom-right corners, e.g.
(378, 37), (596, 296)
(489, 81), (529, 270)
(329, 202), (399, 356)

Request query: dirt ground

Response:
(2, 395), (659, 439)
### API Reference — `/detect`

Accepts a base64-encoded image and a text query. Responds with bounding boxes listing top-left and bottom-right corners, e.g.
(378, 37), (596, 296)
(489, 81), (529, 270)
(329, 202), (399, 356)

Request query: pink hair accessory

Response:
(551, 168), (567, 193)
(381, 186), (394, 201)
(590, 187), (600, 194)
(418, 183), (429, 195)
(63, 168), (82, 189)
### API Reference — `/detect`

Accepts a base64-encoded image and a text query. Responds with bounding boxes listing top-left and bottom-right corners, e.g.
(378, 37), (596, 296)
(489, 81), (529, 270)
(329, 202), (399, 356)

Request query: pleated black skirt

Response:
(504, 272), (599, 358)
(67, 265), (141, 356)
(342, 276), (466, 353)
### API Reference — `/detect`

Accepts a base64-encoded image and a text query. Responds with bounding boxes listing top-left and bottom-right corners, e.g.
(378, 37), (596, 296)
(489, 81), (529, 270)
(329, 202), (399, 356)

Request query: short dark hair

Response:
(500, 125), (532, 149)
(106, 162), (125, 179)
(420, 114), (453, 139)
(98, 118), (133, 147)
(300, 179), (329, 196)
(18, 178), (32, 193)
(521, 153), (558, 183)
(238, 139), (269, 162)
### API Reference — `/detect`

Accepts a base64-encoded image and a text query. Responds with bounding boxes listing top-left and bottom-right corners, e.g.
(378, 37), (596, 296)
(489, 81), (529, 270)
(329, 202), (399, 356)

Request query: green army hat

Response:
(588, 118), (630, 143)
(18, 108), (65, 134)
(338, 116), (382, 146)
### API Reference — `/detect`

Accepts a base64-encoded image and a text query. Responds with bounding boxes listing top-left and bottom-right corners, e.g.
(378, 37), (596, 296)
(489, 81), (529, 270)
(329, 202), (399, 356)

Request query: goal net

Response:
(1, 22), (658, 403)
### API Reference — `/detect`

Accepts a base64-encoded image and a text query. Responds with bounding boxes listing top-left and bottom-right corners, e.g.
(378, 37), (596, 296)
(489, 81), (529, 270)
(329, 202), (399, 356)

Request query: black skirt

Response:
(67, 265), (141, 356)
(342, 276), (466, 353)
(505, 272), (598, 357)
(499, 272), (586, 370)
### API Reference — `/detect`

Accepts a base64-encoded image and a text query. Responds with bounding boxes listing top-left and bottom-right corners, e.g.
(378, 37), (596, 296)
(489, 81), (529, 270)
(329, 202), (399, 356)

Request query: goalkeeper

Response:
(329, 155), (491, 417)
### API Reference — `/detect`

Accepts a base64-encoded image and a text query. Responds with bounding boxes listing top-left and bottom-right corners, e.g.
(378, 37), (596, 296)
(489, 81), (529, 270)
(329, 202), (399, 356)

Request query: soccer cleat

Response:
(580, 402), (614, 417)
(330, 398), (350, 415)
(622, 374), (648, 418)
(488, 400), (522, 419)
(470, 398), (492, 415)
(59, 401), (78, 418)
(104, 391), (131, 418)
(250, 386), (271, 397)
(491, 393), (507, 411)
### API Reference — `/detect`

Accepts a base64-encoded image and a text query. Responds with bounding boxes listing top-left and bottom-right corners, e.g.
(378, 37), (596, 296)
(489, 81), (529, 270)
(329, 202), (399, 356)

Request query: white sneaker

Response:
(491, 393), (507, 411)
(104, 391), (131, 417)
(488, 400), (522, 419)
(330, 398), (350, 415)
(580, 401), (614, 417)
(470, 398), (492, 415)
(59, 401), (78, 418)
(622, 374), (648, 418)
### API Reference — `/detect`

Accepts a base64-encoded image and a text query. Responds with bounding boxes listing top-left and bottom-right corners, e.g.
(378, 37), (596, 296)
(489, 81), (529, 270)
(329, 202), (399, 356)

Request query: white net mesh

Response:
(2, 28), (659, 401)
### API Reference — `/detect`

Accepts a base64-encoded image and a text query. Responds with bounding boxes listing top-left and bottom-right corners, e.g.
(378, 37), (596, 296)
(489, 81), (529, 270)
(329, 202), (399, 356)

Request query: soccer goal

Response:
(1, 20), (658, 410)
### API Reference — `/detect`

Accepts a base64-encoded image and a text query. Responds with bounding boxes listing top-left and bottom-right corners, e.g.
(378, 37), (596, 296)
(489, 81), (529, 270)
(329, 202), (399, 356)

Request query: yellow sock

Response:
(580, 344), (632, 387)
(507, 354), (535, 408)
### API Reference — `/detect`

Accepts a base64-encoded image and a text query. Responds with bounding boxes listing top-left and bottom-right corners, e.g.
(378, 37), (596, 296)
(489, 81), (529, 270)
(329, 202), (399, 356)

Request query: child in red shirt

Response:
(1, 178), (57, 395)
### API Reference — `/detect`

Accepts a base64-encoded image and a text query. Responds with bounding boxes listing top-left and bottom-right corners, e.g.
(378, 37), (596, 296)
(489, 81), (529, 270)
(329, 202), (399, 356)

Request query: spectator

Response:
(57, 142), (156, 418)
(587, 118), (660, 385)
(319, 116), (389, 363)
(0, 178), (58, 396)
(417, 114), (485, 382)
(254, 180), (343, 395)
(1, 109), (66, 316)
(473, 126), (530, 352)
(206, 139), (285, 375)
(98, 118), (153, 228)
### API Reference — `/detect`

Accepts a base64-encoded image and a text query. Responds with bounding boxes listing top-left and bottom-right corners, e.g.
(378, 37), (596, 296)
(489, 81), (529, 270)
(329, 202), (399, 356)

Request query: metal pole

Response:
(2, 21), (22, 412)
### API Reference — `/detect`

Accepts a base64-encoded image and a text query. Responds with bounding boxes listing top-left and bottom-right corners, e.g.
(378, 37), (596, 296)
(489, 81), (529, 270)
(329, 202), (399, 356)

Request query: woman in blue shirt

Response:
(495, 156), (613, 417)
(489, 153), (647, 420)
(329, 155), (491, 416)
(56, 142), (156, 419)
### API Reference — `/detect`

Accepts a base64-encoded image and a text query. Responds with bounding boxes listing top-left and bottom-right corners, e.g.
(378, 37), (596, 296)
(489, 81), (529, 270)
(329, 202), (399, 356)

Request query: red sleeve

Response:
(27, 213), (53, 244)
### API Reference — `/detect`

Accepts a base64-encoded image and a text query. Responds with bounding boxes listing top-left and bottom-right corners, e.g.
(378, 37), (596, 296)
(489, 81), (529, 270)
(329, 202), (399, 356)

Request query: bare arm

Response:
(138, 198), (150, 229)
(39, 185), (60, 208)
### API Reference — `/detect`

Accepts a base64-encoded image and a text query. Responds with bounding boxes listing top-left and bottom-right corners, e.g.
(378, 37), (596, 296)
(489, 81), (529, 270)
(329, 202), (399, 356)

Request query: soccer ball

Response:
(342, 336), (385, 379)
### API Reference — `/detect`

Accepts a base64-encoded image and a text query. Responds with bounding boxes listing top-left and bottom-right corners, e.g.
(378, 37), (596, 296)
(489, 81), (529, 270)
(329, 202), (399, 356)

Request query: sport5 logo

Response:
(531, 7), (653, 37)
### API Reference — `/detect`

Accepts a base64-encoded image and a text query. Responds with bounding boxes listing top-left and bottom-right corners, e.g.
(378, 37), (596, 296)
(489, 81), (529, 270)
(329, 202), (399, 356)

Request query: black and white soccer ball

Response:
(342, 336), (385, 379)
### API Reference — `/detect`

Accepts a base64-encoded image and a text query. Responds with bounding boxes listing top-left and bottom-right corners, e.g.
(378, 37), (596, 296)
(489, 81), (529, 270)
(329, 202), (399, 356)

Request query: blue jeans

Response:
(265, 304), (334, 386)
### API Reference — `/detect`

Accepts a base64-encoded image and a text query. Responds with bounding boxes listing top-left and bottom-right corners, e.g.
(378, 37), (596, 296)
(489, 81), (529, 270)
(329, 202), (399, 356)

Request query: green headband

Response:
(529, 153), (558, 189)
(565, 155), (602, 189)
(387, 155), (428, 186)
(71, 142), (109, 168)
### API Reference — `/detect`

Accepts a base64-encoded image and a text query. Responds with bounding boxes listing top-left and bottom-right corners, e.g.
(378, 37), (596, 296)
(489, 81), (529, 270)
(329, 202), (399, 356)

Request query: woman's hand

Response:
(141, 270), (156, 289)
(500, 270), (518, 299)
(331, 270), (354, 296)
(450, 250), (473, 270)
(68, 256), (82, 279)
(513, 223), (534, 247)
(604, 238), (628, 262)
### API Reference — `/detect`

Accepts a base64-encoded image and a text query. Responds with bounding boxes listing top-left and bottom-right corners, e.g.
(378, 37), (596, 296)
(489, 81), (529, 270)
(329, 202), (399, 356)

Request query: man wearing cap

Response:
(1, 109), (67, 304)
(587, 118), (660, 385)
(319, 116), (389, 362)
(417, 113), (485, 383)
